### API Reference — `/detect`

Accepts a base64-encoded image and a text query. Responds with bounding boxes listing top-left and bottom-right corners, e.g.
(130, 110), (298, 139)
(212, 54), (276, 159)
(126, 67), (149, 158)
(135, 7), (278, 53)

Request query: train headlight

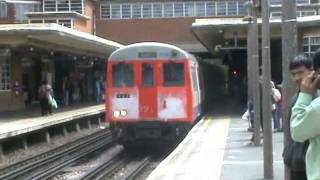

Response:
(113, 110), (120, 117)
(120, 109), (128, 116)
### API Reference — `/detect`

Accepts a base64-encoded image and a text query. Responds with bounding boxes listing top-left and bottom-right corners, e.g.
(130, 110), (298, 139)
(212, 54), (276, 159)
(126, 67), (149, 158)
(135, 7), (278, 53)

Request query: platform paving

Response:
(221, 117), (284, 180)
(147, 114), (285, 180)
(0, 104), (105, 140)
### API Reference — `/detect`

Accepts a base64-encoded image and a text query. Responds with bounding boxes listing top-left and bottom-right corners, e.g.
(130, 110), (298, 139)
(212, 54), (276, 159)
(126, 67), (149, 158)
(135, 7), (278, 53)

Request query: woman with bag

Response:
(38, 80), (53, 116)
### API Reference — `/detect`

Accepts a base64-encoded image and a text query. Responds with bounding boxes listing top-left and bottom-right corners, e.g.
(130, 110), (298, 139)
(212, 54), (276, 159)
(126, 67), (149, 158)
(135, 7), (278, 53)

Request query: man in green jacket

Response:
(284, 54), (312, 180)
(291, 51), (320, 180)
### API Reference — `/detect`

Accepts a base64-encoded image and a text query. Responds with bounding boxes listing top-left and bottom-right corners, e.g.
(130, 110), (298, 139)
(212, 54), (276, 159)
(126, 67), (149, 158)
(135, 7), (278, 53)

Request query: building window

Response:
(174, 3), (184, 17)
(195, 2), (205, 17)
(298, 10), (316, 17)
(269, 0), (282, 6)
(43, 0), (84, 14)
(142, 4), (152, 18)
(132, 4), (141, 18)
(30, 19), (43, 23)
(296, 0), (310, 5)
(227, 2), (238, 16)
(0, 58), (11, 91)
(184, 2), (194, 17)
(310, 37), (320, 52)
(44, 19), (57, 23)
(101, 4), (110, 19)
(57, 19), (72, 28)
(270, 10), (316, 19)
(163, 3), (173, 17)
(15, 3), (41, 23)
(100, 1), (256, 20)
(111, 4), (121, 19)
(270, 12), (282, 19)
(217, 1), (226, 16)
(29, 18), (73, 28)
(122, 4), (131, 18)
(238, 2), (246, 16)
(270, 0), (310, 6)
(0, 2), (8, 18)
(303, 36), (320, 56)
(44, 0), (56, 12)
(153, 3), (163, 18)
(206, 2), (216, 16)
(58, 0), (69, 11)
(70, 0), (83, 14)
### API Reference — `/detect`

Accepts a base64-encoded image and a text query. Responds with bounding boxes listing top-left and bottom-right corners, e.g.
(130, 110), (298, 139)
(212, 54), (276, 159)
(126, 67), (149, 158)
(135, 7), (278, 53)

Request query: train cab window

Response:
(112, 63), (134, 87)
(163, 63), (185, 86)
(142, 63), (154, 86)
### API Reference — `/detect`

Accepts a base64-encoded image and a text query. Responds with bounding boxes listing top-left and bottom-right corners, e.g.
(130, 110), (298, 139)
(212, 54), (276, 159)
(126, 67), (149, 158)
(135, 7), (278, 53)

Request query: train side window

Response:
(142, 63), (154, 86)
(163, 63), (185, 86)
(112, 63), (134, 87)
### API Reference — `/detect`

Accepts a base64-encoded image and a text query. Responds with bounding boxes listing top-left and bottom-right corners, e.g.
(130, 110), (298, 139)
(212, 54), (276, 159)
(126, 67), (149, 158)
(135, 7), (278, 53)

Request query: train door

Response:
(158, 61), (188, 120)
(139, 62), (157, 119)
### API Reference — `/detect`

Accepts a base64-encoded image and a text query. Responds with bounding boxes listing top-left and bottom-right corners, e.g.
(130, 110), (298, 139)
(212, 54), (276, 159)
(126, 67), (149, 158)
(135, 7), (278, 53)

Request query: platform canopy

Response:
(0, 23), (123, 58)
(191, 16), (320, 54)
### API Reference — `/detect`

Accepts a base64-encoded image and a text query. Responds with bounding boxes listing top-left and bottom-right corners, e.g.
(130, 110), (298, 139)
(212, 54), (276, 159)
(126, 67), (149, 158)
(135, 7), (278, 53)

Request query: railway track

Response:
(79, 152), (151, 180)
(122, 156), (151, 180)
(0, 129), (114, 180)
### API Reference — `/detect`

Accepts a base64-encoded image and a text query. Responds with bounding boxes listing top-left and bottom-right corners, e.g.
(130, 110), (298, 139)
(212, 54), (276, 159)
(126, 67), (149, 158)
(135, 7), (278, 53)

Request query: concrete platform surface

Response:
(0, 104), (105, 140)
(147, 115), (284, 180)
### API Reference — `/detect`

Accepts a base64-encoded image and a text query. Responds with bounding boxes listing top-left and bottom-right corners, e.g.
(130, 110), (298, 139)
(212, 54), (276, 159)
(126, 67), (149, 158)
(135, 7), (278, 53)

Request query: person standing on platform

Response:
(38, 80), (53, 116)
(62, 75), (69, 106)
(290, 51), (320, 180)
(283, 54), (312, 180)
(95, 77), (102, 103)
(271, 81), (281, 132)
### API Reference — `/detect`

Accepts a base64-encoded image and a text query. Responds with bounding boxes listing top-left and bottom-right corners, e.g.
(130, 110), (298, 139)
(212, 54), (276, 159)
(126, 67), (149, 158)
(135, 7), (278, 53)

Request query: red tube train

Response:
(106, 42), (204, 144)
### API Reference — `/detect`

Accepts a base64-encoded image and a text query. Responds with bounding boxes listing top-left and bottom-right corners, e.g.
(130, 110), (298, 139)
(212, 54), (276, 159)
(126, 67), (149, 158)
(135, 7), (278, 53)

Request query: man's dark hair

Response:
(289, 54), (312, 70)
(313, 49), (320, 70)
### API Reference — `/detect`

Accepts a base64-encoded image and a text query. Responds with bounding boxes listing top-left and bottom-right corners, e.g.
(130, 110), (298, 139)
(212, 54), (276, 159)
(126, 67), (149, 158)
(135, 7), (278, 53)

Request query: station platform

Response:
(147, 115), (284, 180)
(0, 103), (105, 140)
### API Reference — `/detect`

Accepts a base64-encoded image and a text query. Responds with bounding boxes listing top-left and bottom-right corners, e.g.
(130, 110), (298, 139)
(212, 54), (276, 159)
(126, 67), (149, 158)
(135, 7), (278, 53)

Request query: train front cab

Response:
(106, 43), (202, 144)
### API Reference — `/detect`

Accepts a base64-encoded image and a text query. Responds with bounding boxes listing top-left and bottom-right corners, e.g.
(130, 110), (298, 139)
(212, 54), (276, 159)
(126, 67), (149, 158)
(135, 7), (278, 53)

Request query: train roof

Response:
(108, 42), (197, 63)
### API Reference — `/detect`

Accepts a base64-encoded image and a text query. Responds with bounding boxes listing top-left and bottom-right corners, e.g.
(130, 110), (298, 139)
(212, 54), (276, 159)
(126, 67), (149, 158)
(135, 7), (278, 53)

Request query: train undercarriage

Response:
(109, 121), (193, 144)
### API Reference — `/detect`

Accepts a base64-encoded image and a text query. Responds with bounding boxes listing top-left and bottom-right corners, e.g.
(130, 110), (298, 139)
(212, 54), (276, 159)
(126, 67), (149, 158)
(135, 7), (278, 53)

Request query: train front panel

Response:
(105, 42), (197, 141)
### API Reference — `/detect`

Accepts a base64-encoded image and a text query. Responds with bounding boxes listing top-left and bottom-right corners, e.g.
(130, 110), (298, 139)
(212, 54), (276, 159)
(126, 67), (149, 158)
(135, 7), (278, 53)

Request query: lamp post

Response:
(282, 0), (297, 179)
(261, 0), (274, 178)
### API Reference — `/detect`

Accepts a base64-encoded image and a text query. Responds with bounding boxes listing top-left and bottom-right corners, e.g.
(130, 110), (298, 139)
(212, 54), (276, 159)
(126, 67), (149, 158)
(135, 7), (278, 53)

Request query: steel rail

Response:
(122, 156), (151, 180)
(80, 153), (125, 180)
(0, 130), (112, 180)
(26, 134), (114, 180)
